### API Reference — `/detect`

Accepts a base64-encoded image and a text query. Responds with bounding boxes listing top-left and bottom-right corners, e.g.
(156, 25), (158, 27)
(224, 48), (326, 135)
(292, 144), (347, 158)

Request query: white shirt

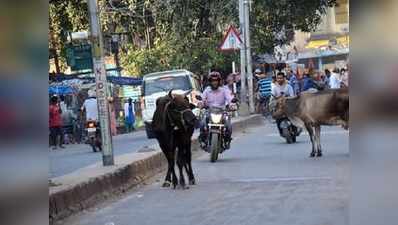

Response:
(340, 72), (349, 87)
(82, 98), (98, 121)
(329, 73), (341, 89)
(271, 83), (295, 97)
(60, 101), (67, 113)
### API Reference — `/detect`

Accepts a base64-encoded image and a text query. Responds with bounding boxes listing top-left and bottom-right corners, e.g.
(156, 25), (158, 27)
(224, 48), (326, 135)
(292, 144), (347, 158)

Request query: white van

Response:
(141, 69), (201, 138)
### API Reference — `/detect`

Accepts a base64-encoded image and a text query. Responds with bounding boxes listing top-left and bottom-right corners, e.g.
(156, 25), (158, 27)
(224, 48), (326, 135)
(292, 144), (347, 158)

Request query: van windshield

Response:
(144, 75), (191, 96)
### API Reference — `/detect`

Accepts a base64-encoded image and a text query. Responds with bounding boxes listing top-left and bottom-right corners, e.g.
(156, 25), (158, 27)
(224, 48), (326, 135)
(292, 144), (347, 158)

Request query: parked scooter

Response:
(86, 120), (102, 152)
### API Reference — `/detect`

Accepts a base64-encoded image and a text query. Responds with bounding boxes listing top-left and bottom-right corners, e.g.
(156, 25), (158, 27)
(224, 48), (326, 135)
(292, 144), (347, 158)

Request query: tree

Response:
(49, 0), (336, 76)
(251, 0), (337, 53)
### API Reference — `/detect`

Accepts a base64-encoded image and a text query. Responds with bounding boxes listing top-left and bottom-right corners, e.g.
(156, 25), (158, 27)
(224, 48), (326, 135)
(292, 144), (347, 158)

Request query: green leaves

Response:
(50, 0), (335, 75)
(251, 0), (337, 53)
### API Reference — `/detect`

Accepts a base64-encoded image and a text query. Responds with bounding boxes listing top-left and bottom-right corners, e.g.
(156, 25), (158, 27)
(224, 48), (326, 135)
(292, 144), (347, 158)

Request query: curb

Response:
(49, 114), (263, 223)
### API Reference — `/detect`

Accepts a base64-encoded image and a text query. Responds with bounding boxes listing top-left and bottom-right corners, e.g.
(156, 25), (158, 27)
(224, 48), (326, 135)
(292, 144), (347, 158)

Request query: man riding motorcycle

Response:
(198, 71), (236, 150)
(270, 72), (297, 136)
(254, 68), (273, 115)
(81, 90), (101, 151)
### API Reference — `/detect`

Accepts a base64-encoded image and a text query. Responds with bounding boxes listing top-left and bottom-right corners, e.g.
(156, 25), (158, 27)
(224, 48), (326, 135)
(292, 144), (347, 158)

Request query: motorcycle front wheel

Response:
(286, 135), (294, 144)
(210, 133), (220, 163)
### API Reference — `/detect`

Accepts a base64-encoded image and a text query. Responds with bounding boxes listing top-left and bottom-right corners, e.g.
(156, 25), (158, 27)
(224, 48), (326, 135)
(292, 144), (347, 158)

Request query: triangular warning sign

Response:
(219, 25), (243, 51)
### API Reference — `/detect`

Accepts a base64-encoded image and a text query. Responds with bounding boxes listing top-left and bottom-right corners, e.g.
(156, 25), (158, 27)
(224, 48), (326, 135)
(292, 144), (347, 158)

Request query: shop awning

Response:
(305, 39), (329, 49)
(305, 35), (350, 49)
(336, 36), (349, 46)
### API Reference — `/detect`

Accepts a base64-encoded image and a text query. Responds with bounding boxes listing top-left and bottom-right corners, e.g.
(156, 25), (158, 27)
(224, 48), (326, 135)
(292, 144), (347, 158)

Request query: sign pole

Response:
(87, 0), (114, 166)
(238, 0), (249, 116)
(244, 0), (255, 114)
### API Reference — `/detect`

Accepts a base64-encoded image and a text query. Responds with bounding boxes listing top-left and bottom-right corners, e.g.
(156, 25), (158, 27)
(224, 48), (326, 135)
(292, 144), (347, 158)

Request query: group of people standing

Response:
(255, 67), (349, 96)
(253, 66), (349, 112)
(49, 90), (137, 150)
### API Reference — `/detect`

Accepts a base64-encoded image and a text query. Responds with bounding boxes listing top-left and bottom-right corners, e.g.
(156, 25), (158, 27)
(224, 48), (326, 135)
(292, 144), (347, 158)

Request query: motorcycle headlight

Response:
(280, 120), (290, 128)
(210, 113), (223, 123)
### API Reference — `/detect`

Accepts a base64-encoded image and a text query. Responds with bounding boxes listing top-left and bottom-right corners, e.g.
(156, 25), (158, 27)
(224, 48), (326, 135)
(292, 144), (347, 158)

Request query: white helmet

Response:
(255, 69), (262, 74)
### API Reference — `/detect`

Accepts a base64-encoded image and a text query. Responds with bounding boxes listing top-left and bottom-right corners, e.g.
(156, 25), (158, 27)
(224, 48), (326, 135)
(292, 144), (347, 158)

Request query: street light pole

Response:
(87, 0), (114, 166)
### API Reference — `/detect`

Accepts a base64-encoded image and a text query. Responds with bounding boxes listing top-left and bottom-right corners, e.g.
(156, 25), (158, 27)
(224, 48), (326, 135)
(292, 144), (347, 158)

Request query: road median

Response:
(49, 114), (263, 223)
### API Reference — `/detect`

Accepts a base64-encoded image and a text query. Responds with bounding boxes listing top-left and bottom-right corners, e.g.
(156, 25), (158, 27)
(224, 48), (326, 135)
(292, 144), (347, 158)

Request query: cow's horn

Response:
(184, 90), (192, 96)
(168, 89), (173, 98)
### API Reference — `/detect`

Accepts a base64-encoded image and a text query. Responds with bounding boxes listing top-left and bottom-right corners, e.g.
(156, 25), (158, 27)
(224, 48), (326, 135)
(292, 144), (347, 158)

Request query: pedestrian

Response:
(329, 68), (342, 89)
(319, 72), (328, 89)
(61, 103), (76, 144)
(287, 70), (301, 95)
(108, 97), (118, 136)
(49, 95), (65, 149)
(59, 95), (68, 144)
(59, 95), (67, 113)
(340, 68), (349, 88)
(124, 98), (135, 133)
(324, 69), (331, 88)
(301, 72), (318, 92)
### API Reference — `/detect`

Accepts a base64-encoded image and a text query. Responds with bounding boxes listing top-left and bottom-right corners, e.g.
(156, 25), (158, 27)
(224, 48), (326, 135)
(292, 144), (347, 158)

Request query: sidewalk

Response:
(49, 128), (156, 178)
(49, 115), (263, 223)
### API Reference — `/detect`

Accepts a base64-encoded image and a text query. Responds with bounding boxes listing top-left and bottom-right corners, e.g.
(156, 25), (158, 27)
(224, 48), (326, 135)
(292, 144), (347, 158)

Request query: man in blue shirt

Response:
(254, 69), (272, 114)
(301, 73), (317, 91)
(287, 70), (300, 95)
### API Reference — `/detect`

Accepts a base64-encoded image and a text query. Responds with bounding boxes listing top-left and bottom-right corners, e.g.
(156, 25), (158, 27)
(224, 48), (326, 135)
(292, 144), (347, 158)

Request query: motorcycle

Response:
(269, 93), (302, 144)
(256, 94), (272, 118)
(278, 118), (302, 144)
(86, 120), (102, 152)
(196, 95), (237, 162)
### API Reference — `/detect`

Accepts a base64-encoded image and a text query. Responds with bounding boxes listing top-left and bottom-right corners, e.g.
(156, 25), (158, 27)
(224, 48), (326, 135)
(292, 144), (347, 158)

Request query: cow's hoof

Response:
(162, 181), (171, 188)
(310, 152), (316, 158)
(317, 152), (323, 157)
(189, 179), (196, 185)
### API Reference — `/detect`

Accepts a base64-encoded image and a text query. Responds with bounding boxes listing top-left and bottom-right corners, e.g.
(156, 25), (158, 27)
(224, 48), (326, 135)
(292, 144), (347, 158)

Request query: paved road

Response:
(49, 130), (157, 178)
(62, 121), (349, 225)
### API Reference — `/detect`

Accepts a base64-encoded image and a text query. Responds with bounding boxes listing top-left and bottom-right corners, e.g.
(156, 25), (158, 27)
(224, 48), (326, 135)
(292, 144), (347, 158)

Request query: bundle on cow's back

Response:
(152, 90), (197, 189)
(272, 88), (349, 157)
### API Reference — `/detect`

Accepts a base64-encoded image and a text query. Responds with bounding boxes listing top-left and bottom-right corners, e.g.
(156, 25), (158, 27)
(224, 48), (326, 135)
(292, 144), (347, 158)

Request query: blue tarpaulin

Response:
(50, 74), (142, 86)
(107, 76), (142, 85)
(48, 86), (77, 95)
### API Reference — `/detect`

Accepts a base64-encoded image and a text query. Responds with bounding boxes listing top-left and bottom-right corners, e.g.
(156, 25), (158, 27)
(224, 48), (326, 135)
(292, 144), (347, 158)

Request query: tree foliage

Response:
(49, 0), (336, 76)
(251, 0), (337, 53)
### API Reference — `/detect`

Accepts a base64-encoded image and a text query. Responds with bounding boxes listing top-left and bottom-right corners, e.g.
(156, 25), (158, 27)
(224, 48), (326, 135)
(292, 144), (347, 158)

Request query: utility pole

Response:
(244, 0), (255, 114)
(238, 0), (249, 116)
(87, 0), (114, 166)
